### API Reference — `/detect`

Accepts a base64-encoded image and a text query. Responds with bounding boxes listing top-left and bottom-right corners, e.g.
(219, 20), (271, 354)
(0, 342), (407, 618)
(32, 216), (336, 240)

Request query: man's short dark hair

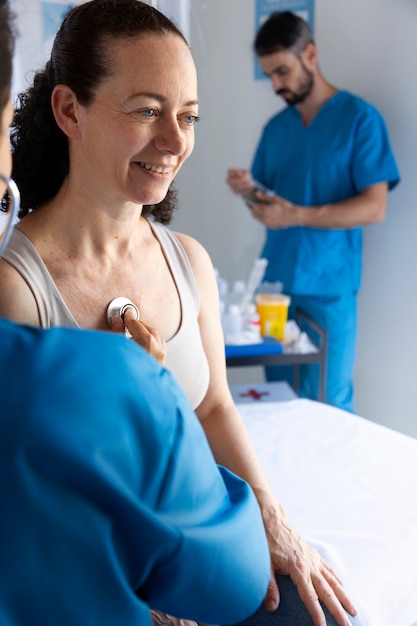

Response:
(254, 11), (314, 57)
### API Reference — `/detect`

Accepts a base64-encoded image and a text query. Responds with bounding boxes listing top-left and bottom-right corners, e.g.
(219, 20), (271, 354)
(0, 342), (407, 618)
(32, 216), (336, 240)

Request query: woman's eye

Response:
(182, 114), (200, 125)
(141, 108), (157, 118)
(130, 108), (161, 121)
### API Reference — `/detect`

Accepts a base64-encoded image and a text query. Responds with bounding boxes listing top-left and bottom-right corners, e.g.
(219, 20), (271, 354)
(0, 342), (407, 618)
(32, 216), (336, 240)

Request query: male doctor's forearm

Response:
(250, 182), (388, 230)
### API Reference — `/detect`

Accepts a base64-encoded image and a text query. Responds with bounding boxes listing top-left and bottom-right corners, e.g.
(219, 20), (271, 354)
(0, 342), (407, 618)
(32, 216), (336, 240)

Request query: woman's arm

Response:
(175, 232), (357, 626)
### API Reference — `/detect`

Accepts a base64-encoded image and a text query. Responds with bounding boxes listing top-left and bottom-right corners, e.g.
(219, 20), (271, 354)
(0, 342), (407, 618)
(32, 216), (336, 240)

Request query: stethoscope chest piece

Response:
(106, 297), (140, 327)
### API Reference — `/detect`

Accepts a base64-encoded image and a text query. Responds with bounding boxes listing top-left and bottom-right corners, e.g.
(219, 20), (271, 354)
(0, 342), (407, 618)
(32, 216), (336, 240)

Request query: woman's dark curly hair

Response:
(11, 0), (188, 223)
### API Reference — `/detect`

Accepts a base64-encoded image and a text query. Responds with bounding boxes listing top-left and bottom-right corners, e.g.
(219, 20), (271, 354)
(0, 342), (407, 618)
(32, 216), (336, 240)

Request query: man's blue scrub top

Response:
(0, 319), (270, 625)
(251, 91), (400, 295)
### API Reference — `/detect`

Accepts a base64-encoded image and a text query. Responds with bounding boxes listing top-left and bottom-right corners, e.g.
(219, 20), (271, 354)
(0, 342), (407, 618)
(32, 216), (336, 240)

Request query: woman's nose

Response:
(154, 118), (187, 155)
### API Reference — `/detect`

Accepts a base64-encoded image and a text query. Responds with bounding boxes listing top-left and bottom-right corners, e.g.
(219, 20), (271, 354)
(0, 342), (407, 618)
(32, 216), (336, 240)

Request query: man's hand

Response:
(250, 193), (300, 229)
(226, 168), (256, 197)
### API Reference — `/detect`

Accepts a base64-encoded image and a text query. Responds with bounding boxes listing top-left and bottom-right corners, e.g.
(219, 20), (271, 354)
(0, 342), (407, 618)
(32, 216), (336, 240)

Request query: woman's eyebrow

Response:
(125, 92), (199, 106)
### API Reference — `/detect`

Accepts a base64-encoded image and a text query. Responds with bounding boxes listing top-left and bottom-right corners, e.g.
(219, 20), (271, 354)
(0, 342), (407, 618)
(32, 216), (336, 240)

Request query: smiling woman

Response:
(0, 2), (360, 626)
(51, 33), (198, 213)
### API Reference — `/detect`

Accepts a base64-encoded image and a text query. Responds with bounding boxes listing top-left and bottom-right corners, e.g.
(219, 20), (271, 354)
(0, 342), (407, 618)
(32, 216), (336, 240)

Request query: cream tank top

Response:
(2, 220), (210, 410)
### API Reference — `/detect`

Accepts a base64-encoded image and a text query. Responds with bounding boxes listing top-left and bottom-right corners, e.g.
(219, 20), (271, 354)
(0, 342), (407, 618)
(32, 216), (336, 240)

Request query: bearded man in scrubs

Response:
(227, 11), (400, 413)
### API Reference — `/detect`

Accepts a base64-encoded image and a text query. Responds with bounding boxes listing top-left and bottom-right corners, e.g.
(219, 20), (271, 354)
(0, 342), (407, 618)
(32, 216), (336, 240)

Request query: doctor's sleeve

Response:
(131, 375), (271, 625)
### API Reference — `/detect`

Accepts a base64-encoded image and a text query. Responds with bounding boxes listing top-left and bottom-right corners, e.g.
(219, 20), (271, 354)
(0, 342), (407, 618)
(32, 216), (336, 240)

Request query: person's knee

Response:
(223, 575), (363, 626)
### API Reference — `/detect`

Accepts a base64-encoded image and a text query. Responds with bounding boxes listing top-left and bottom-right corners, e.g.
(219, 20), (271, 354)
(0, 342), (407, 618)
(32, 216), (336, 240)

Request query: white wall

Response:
(172, 0), (417, 437)
(12, 0), (417, 436)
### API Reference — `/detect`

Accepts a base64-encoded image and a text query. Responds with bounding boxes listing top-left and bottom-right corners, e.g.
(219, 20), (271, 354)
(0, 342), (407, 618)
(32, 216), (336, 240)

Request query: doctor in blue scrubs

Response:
(227, 11), (400, 413)
(0, 318), (270, 626)
(0, 3), (270, 624)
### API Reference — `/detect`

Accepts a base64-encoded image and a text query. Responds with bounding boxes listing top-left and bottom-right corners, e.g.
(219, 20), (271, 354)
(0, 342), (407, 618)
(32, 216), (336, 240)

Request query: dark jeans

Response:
(223, 575), (363, 626)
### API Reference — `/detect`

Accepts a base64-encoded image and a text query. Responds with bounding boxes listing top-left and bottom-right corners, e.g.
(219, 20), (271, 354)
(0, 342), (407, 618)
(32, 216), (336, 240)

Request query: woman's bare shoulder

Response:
(172, 230), (219, 314)
(0, 258), (40, 325)
(173, 230), (213, 271)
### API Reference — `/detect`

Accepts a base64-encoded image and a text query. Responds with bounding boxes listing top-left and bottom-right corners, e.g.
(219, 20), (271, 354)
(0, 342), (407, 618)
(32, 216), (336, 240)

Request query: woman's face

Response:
(0, 96), (13, 196)
(69, 33), (199, 208)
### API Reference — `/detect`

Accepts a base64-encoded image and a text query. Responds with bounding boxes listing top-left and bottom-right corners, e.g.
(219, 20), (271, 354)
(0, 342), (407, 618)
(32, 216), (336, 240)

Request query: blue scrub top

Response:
(0, 320), (270, 625)
(251, 91), (400, 295)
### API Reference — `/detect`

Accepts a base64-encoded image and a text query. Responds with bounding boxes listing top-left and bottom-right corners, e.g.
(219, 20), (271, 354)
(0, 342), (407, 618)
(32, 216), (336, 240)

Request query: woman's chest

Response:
(46, 246), (182, 339)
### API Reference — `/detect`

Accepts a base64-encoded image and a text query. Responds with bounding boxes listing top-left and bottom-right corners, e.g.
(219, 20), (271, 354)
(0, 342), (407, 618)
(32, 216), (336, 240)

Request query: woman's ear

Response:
(51, 84), (81, 138)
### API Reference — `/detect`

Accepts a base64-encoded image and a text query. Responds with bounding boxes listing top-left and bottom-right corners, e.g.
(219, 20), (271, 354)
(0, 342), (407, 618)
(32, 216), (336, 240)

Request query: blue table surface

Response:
(225, 337), (283, 358)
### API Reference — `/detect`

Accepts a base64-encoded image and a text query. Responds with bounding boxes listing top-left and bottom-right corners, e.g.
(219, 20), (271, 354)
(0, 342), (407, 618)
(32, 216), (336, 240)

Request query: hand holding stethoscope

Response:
(106, 296), (166, 365)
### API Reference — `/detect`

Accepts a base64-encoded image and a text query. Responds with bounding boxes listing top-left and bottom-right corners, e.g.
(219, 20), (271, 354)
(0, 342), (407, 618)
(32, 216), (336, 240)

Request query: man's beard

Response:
(277, 64), (314, 106)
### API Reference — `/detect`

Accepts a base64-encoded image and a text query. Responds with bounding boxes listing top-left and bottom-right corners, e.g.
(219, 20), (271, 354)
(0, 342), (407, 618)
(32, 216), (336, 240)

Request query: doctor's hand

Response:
(226, 168), (255, 197)
(110, 308), (167, 365)
(261, 500), (357, 626)
(250, 193), (301, 229)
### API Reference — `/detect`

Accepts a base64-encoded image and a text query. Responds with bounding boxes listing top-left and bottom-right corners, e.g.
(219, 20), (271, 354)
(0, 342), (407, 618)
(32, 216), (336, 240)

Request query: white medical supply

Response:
(241, 258), (268, 314)
(223, 304), (243, 344)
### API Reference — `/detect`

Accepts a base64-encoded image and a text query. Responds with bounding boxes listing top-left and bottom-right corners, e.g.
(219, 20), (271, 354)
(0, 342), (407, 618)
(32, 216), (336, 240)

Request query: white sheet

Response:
(236, 398), (417, 626)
